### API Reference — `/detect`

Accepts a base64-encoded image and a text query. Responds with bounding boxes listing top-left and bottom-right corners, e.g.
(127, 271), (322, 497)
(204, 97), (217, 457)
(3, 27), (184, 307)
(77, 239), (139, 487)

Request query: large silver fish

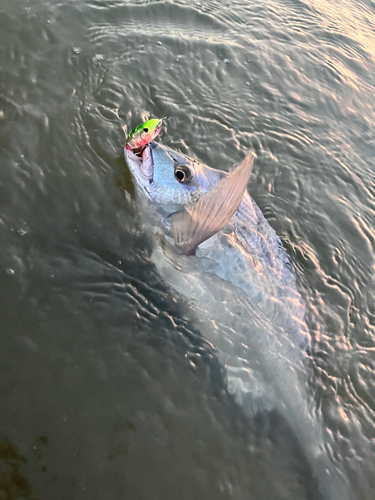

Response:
(125, 140), (352, 500)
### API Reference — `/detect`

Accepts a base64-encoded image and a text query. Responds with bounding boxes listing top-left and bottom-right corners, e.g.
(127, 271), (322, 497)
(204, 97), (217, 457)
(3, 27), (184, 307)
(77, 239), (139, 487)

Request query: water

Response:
(1, 0), (374, 498)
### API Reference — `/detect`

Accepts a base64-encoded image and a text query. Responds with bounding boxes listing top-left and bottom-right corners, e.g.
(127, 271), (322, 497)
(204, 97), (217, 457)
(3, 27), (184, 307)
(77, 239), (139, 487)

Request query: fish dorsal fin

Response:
(170, 151), (254, 255)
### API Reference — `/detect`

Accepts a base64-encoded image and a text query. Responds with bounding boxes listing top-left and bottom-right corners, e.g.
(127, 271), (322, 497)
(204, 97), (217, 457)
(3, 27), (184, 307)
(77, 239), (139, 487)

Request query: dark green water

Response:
(1, 0), (375, 499)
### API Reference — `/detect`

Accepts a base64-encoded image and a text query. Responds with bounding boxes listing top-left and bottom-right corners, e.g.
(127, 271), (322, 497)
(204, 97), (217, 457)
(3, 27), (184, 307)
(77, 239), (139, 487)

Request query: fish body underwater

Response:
(124, 140), (353, 500)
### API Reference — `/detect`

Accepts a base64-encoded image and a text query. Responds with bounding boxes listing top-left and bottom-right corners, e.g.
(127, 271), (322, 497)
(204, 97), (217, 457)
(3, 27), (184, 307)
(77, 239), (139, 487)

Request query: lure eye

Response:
(143, 128), (149, 133)
(174, 164), (192, 184)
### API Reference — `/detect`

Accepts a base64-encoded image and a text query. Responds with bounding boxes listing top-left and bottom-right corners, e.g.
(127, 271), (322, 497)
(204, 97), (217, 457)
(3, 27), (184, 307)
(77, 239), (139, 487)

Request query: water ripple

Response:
(1, 0), (375, 498)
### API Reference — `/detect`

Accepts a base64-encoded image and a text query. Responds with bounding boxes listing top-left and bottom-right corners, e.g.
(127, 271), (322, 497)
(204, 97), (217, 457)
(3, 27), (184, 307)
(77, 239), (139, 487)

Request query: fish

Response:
(126, 118), (162, 153)
(124, 139), (353, 500)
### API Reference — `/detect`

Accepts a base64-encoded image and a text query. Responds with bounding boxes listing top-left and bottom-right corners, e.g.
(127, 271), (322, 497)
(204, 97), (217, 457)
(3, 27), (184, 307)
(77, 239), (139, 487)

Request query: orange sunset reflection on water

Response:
(305, 0), (375, 60)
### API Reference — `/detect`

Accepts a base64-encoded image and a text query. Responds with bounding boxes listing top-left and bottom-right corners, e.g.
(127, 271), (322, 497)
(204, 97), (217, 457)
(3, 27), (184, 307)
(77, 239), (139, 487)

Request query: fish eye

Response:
(174, 164), (192, 184)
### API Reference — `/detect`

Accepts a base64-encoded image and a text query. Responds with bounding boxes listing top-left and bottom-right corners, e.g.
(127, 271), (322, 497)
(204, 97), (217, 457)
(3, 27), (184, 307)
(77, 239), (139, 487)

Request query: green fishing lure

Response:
(126, 118), (162, 151)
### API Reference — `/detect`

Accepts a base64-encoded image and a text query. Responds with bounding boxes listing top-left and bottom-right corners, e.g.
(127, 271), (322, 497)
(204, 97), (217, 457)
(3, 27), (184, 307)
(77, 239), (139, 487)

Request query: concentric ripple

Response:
(1, 0), (375, 499)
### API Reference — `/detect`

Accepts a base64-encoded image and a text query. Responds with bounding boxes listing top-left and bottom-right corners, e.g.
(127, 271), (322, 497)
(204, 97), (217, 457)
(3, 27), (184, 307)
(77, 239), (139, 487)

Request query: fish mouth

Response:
(124, 142), (154, 184)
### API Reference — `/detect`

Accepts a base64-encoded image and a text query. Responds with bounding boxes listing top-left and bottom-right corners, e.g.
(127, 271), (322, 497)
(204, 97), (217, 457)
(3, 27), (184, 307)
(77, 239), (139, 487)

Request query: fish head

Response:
(125, 141), (254, 254)
(125, 141), (223, 215)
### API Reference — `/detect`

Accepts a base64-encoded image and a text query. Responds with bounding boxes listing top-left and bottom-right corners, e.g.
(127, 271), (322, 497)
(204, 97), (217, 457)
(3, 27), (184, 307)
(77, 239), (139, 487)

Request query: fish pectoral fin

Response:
(169, 151), (254, 255)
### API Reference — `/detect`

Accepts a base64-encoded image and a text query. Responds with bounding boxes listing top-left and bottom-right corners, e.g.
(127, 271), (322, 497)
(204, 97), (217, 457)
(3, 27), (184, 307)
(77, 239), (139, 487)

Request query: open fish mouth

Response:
(125, 142), (154, 180)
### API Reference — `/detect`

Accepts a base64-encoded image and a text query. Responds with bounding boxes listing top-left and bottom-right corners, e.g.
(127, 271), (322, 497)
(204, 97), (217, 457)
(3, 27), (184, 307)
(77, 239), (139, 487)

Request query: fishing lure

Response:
(126, 118), (162, 153)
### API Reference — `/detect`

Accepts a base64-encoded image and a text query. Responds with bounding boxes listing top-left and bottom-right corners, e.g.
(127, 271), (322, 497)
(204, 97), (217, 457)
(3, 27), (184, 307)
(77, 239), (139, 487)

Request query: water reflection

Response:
(1, 0), (375, 499)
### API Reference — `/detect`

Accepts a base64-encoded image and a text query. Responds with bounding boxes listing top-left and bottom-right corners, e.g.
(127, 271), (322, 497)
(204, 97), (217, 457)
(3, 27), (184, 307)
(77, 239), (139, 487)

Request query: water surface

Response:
(1, 0), (375, 499)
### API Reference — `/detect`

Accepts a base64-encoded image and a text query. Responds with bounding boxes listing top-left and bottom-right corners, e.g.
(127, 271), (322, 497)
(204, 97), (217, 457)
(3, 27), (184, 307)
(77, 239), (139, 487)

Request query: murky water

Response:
(1, 0), (375, 499)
